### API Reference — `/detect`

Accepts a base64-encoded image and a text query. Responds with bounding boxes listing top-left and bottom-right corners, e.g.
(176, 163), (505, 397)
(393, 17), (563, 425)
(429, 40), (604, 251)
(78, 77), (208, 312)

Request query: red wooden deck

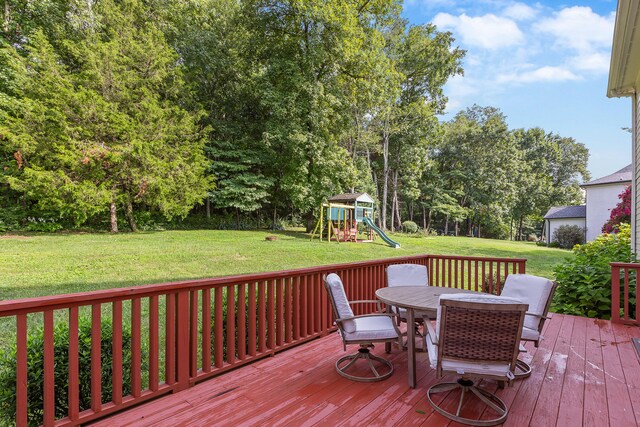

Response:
(90, 313), (640, 427)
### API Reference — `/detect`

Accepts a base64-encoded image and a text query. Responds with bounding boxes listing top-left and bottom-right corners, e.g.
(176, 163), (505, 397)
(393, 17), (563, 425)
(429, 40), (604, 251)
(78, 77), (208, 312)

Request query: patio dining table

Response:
(375, 286), (480, 388)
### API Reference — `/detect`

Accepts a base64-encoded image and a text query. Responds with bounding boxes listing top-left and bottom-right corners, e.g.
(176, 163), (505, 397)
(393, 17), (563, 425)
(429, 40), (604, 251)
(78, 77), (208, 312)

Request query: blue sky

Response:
(402, 0), (630, 180)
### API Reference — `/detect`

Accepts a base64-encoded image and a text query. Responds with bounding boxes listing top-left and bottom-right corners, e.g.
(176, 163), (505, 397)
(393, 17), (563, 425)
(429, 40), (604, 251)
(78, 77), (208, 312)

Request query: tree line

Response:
(0, 0), (589, 238)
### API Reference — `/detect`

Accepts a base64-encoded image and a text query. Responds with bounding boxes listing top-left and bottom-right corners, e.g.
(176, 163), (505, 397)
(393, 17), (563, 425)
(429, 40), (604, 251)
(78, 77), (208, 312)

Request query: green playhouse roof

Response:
(327, 193), (375, 204)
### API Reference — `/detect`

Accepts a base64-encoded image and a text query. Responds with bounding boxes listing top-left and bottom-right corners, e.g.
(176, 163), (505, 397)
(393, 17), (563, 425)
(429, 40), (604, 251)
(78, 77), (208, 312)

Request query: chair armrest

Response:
(423, 319), (438, 346)
(525, 312), (551, 320)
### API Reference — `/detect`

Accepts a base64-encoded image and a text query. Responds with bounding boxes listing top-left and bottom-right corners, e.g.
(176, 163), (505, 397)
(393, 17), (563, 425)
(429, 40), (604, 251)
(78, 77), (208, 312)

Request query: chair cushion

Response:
(386, 264), (429, 287)
(441, 360), (513, 377)
(521, 326), (540, 341)
(501, 274), (554, 331)
(342, 315), (399, 341)
(325, 273), (356, 332)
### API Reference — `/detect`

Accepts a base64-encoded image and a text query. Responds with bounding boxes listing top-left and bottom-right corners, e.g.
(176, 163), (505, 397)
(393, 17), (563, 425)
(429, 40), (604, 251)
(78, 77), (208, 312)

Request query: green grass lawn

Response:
(0, 229), (570, 301)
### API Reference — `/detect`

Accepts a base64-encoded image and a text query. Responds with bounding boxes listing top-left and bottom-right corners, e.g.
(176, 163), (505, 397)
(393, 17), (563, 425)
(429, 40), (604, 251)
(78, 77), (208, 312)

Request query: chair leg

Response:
(514, 359), (532, 379)
(427, 378), (509, 426)
(335, 346), (394, 382)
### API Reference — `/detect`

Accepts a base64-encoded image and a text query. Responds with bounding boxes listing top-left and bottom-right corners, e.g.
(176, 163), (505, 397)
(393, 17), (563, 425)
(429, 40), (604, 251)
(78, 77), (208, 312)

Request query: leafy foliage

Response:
(602, 185), (631, 234)
(401, 220), (418, 233)
(0, 316), (142, 426)
(553, 223), (636, 319)
(552, 225), (585, 249)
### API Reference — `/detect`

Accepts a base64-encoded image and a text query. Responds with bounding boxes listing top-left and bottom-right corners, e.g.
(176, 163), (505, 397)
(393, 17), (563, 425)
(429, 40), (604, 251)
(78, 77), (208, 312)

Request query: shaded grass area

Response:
(0, 229), (569, 300)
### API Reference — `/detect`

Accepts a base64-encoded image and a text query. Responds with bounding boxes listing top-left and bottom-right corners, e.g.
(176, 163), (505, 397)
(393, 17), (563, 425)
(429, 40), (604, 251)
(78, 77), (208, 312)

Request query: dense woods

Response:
(0, 0), (589, 238)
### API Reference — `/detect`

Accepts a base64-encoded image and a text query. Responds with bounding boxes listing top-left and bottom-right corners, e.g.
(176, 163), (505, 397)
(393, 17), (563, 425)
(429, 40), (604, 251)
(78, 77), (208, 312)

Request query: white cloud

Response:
(497, 66), (581, 83)
(433, 12), (524, 50)
(535, 6), (615, 52)
(503, 3), (538, 21)
(571, 52), (610, 72)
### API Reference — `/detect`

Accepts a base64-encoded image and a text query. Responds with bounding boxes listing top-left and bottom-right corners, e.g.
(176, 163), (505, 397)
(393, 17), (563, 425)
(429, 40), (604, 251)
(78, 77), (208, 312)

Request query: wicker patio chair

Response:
(324, 273), (401, 382)
(500, 274), (557, 378)
(423, 293), (527, 426)
(385, 264), (429, 349)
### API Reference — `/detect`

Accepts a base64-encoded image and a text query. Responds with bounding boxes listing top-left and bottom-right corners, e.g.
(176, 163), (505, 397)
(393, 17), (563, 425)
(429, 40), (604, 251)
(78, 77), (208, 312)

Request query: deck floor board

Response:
(90, 314), (640, 427)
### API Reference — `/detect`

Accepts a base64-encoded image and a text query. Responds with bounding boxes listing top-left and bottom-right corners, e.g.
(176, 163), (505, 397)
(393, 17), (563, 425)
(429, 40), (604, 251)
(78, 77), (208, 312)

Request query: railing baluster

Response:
(112, 301), (123, 405)
(227, 285), (236, 363)
(238, 284), (247, 360)
(189, 290), (198, 377)
(258, 281), (266, 352)
(91, 304), (102, 412)
(68, 307), (79, 421)
(43, 311), (54, 426)
(214, 287), (224, 367)
(285, 278), (292, 343)
(267, 280), (275, 350)
(149, 295), (159, 389)
(293, 276), (300, 341)
(301, 275), (308, 336)
(16, 314), (27, 427)
(248, 283), (257, 356)
(132, 298), (142, 396)
(202, 290), (211, 371)
(165, 293), (176, 385)
(276, 279), (283, 346)
(176, 291), (189, 391)
(623, 269), (630, 322)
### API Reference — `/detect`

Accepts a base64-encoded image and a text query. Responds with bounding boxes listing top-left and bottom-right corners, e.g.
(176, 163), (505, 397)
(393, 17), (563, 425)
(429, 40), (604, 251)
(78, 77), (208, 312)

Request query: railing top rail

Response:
(0, 253), (526, 317)
(610, 262), (640, 268)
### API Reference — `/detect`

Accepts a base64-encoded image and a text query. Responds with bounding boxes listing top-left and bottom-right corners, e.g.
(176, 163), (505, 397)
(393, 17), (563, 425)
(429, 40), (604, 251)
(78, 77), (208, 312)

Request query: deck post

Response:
(611, 264), (621, 323)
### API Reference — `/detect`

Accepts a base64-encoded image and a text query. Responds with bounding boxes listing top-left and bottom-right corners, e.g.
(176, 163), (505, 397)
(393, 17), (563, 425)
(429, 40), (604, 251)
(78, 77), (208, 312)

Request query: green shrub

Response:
(552, 223), (636, 319)
(402, 221), (418, 233)
(552, 224), (585, 249)
(0, 316), (142, 426)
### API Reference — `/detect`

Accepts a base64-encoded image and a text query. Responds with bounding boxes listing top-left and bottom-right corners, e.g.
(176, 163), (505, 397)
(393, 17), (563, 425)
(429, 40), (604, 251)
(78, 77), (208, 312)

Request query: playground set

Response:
(310, 193), (400, 248)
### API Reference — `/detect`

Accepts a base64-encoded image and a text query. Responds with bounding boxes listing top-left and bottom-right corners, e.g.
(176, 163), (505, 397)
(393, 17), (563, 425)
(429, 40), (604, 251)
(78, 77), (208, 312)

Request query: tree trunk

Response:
(422, 205), (427, 230)
(206, 198), (210, 219)
(444, 215), (449, 235)
(110, 202), (118, 233)
(392, 170), (401, 230)
(273, 206), (277, 226)
(510, 216), (514, 240)
(518, 215), (524, 241)
(381, 131), (389, 230)
(3, 0), (9, 33)
(236, 208), (240, 229)
(125, 202), (137, 232)
(426, 209), (433, 232)
(454, 221), (459, 237)
(478, 222), (481, 238)
(305, 211), (315, 233)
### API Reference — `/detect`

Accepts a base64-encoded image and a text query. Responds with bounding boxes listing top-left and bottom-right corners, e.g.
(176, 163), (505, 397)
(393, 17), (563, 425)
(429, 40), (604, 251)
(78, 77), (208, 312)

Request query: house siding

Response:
(547, 218), (586, 243)
(585, 183), (630, 241)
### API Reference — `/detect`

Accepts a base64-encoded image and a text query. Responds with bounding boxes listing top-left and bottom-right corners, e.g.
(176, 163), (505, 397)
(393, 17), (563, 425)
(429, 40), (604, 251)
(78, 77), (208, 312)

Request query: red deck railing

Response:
(610, 262), (639, 325)
(0, 254), (526, 427)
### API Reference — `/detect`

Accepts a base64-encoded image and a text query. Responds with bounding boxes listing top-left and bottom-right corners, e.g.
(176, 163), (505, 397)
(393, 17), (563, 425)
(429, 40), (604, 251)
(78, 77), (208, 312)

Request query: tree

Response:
(437, 105), (518, 237)
(2, 0), (210, 231)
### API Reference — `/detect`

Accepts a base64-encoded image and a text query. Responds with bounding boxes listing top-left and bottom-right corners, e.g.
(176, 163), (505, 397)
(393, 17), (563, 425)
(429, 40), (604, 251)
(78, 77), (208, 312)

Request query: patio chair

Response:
(500, 274), (557, 378)
(386, 264), (429, 347)
(423, 293), (527, 426)
(323, 273), (401, 382)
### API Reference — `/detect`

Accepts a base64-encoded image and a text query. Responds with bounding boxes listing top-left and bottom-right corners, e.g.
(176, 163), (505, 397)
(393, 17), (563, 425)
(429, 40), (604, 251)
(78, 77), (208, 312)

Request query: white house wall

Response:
(585, 183), (630, 241)
(547, 218), (586, 243)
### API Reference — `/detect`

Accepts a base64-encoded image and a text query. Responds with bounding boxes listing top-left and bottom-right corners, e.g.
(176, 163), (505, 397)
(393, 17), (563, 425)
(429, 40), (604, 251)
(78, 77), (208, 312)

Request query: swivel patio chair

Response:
(423, 293), (527, 426)
(386, 263), (429, 347)
(500, 274), (557, 378)
(324, 273), (401, 382)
